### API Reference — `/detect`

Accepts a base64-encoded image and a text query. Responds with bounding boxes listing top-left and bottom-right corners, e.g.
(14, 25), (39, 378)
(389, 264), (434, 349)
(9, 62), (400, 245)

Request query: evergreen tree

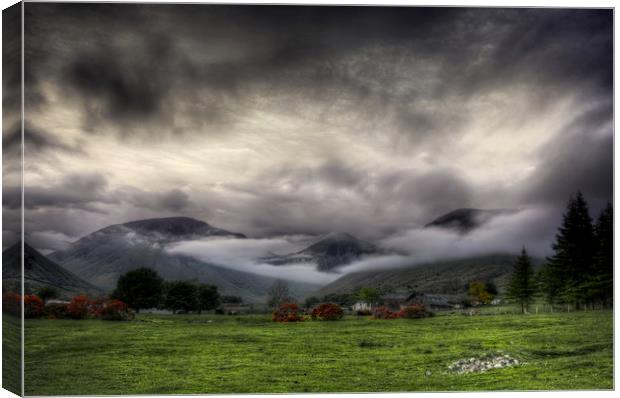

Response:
(506, 248), (536, 314)
(539, 191), (596, 308)
(584, 202), (613, 306)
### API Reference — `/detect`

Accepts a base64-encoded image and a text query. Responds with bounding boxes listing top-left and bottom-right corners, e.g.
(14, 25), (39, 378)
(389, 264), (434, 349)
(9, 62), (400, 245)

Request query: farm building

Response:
(352, 301), (372, 312)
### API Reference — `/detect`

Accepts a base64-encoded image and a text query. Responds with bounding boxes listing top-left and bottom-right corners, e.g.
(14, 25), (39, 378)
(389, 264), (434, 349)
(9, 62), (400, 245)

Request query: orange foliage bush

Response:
(311, 302), (344, 321)
(272, 303), (305, 322)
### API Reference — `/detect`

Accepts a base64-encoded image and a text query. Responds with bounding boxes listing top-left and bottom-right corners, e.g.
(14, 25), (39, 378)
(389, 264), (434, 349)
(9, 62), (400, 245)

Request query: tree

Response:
(585, 202), (613, 306)
(506, 248), (536, 314)
(539, 191), (596, 308)
(164, 281), (199, 314)
(36, 286), (59, 303)
(221, 295), (243, 304)
(357, 287), (380, 306)
(303, 296), (321, 309)
(267, 280), (291, 308)
(111, 268), (164, 313)
(468, 281), (493, 305)
(197, 284), (220, 313)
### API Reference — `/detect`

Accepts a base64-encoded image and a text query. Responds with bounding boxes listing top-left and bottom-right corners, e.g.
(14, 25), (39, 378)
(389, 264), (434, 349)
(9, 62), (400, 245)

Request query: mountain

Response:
(109, 216), (246, 243)
(424, 208), (518, 233)
(2, 242), (103, 298)
(260, 232), (382, 271)
(49, 217), (317, 303)
(316, 254), (543, 297)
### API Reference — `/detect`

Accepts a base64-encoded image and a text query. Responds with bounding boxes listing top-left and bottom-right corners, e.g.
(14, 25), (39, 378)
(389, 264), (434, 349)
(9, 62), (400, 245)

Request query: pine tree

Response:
(538, 191), (596, 308)
(506, 247), (536, 314)
(584, 202), (613, 306)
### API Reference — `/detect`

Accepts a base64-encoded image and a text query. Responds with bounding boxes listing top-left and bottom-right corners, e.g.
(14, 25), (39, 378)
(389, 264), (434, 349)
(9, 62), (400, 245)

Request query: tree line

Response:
(506, 191), (612, 313)
(111, 268), (229, 313)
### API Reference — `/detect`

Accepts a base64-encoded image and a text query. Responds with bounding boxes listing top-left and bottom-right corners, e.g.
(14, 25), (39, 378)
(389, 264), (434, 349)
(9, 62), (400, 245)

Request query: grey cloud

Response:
(12, 5), (613, 257)
(3, 124), (84, 155)
(24, 5), (612, 146)
(17, 173), (110, 210)
(114, 186), (192, 213)
(522, 103), (613, 211)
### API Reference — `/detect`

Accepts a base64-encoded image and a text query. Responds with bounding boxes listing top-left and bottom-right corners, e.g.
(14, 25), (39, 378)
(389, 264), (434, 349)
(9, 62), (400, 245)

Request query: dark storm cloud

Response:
(2, 124), (83, 154)
(3, 173), (112, 211)
(16, 4), (613, 251)
(523, 102), (613, 210)
(23, 5), (612, 143)
(211, 160), (475, 239)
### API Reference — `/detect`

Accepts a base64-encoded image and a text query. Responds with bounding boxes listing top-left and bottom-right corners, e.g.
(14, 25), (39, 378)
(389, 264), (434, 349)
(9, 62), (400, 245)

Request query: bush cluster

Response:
(372, 306), (401, 319)
(311, 303), (344, 321)
(272, 303), (305, 322)
(24, 295), (45, 318)
(2, 292), (133, 321)
(398, 304), (433, 319)
(371, 305), (433, 319)
(2, 292), (21, 317)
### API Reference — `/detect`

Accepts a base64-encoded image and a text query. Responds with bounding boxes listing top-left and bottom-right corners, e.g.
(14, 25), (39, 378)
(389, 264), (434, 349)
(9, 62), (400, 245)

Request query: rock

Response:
(448, 354), (521, 374)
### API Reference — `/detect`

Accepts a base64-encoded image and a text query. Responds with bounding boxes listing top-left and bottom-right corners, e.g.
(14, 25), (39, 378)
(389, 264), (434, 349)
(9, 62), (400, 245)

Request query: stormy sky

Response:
(2, 4), (613, 256)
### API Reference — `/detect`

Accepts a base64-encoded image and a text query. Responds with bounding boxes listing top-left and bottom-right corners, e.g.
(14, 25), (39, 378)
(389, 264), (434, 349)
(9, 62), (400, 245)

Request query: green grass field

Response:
(22, 310), (613, 395)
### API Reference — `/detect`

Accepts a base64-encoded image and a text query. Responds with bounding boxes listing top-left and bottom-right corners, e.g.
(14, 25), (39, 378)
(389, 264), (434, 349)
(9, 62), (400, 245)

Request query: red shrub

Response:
(311, 303), (344, 321)
(24, 295), (45, 318)
(372, 306), (400, 319)
(2, 292), (21, 317)
(88, 298), (106, 318)
(66, 295), (91, 319)
(272, 303), (305, 322)
(99, 299), (133, 321)
(398, 304), (433, 319)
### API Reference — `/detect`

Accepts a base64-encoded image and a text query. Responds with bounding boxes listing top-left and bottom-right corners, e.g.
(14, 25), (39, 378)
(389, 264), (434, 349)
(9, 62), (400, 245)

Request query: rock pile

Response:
(447, 354), (521, 374)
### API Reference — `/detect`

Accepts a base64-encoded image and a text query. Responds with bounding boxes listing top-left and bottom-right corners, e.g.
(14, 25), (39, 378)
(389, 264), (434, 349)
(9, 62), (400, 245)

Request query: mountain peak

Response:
(318, 232), (358, 242)
(259, 231), (381, 272)
(121, 216), (246, 239)
(424, 208), (517, 233)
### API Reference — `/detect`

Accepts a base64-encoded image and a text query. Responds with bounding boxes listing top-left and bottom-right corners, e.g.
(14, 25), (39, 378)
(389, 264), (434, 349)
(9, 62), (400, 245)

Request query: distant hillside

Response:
(424, 208), (518, 233)
(49, 217), (318, 302)
(316, 254), (543, 297)
(2, 242), (103, 298)
(260, 232), (382, 271)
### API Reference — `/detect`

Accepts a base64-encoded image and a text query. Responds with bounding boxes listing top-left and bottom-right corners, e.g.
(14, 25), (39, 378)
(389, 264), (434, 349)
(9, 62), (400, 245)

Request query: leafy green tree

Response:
(468, 281), (493, 305)
(164, 281), (199, 314)
(221, 295), (243, 304)
(112, 268), (164, 313)
(197, 284), (220, 313)
(506, 248), (536, 314)
(36, 286), (59, 303)
(320, 293), (357, 307)
(357, 287), (380, 305)
(303, 296), (321, 309)
(539, 191), (596, 308)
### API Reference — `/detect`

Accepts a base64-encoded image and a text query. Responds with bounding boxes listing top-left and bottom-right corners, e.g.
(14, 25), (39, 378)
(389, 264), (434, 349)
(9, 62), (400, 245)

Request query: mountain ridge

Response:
(49, 217), (317, 302)
(260, 231), (382, 271)
(2, 242), (103, 298)
(424, 208), (519, 233)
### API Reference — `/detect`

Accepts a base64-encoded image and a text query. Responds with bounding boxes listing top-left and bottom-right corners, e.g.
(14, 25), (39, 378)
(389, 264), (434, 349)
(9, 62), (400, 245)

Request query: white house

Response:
(352, 301), (372, 312)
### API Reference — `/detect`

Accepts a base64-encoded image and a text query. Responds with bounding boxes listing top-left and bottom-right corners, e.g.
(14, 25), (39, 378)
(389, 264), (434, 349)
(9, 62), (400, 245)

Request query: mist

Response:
(164, 206), (562, 286)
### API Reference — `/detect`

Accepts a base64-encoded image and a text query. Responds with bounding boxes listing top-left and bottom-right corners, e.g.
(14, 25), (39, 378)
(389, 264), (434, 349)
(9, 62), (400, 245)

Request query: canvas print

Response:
(1, 2), (614, 395)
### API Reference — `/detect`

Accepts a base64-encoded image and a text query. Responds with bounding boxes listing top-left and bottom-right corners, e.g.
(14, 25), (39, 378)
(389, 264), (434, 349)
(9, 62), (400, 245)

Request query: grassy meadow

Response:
(22, 310), (613, 395)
